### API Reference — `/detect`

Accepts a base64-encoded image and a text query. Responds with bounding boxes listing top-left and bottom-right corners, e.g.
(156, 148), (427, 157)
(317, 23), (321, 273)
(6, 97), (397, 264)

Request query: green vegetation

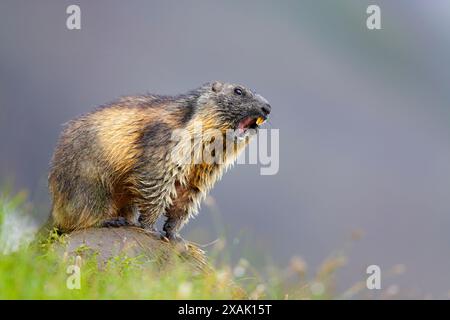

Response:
(0, 190), (349, 300)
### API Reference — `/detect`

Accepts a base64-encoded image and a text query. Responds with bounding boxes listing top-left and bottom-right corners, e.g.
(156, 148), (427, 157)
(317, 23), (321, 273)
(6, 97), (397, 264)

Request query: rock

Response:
(50, 226), (247, 298)
(57, 226), (212, 274)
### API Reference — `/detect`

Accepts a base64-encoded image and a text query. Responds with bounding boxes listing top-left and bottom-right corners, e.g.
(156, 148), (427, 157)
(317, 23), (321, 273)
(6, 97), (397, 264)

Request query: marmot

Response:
(47, 81), (271, 243)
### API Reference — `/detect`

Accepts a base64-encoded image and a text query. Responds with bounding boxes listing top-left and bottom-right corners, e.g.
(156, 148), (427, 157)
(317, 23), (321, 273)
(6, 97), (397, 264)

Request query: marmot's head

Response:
(197, 81), (271, 137)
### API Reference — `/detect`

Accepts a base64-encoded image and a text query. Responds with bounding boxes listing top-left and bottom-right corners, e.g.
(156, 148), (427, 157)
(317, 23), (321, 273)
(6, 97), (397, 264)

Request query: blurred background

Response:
(1, 0), (450, 297)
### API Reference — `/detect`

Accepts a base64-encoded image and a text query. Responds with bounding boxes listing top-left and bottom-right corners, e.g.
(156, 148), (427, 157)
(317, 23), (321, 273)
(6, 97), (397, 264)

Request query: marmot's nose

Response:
(256, 94), (271, 116)
(261, 103), (271, 116)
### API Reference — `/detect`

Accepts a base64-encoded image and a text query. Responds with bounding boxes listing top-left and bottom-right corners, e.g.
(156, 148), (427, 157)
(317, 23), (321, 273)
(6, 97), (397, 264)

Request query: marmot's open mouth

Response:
(237, 116), (266, 135)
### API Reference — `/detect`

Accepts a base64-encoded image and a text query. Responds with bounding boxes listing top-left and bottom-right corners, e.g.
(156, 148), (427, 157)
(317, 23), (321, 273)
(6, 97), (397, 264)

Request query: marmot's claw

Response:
(160, 234), (170, 243)
(141, 226), (166, 239)
(166, 233), (188, 251)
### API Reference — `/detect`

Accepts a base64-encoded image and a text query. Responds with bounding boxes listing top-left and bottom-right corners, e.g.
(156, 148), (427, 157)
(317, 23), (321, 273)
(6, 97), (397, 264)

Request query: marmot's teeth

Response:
(256, 117), (265, 125)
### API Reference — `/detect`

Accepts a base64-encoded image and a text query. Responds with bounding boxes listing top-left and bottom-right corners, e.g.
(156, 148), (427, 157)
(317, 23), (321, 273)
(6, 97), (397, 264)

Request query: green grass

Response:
(0, 190), (349, 300)
(0, 248), (243, 299)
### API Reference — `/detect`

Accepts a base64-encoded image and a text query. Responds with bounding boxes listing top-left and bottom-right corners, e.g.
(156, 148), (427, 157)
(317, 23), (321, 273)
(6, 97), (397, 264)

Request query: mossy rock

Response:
(48, 227), (247, 298)
(55, 227), (212, 274)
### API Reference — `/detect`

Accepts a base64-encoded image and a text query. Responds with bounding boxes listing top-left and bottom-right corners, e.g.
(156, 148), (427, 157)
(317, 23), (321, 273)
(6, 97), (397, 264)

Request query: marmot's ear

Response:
(211, 81), (223, 93)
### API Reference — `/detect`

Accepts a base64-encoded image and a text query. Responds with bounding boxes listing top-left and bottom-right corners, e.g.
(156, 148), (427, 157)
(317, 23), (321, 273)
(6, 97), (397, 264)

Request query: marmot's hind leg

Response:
(101, 205), (142, 228)
(101, 203), (166, 238)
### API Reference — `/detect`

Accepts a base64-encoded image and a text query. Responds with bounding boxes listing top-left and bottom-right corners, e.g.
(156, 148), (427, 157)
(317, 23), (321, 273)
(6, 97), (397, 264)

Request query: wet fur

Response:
(48, 82), (268, 238)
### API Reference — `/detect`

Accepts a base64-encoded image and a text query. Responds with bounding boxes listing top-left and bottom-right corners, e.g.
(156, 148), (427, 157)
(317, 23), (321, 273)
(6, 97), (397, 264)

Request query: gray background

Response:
(1, 0), (450, 297)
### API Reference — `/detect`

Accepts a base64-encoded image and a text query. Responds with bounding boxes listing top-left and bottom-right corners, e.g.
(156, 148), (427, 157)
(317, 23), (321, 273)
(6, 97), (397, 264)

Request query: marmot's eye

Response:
(234, 88), (243, 96)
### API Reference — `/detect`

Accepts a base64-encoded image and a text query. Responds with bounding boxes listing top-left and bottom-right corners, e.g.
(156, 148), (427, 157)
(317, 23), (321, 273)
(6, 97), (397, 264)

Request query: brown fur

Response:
(47, 82), (271, 241)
